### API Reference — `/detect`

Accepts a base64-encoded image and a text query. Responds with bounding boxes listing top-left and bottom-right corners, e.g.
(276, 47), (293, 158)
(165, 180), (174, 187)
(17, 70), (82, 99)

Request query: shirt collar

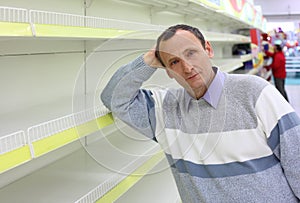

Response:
(184, 67), (225, 110)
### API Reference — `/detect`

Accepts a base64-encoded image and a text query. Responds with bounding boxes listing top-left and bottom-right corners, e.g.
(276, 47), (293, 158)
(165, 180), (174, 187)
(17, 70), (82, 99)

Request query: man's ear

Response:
(205, 41), (214, 58)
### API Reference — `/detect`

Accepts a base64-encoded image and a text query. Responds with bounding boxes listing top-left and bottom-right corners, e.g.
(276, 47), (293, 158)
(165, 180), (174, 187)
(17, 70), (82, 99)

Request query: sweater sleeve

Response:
(100, 55), (157, 139)
(256, 84), (300, 199)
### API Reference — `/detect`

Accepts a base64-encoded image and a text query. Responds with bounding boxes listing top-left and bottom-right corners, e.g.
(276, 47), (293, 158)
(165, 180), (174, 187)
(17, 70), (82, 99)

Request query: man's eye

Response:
(170, 59), (179, 66)
(187, 50), (195, 57)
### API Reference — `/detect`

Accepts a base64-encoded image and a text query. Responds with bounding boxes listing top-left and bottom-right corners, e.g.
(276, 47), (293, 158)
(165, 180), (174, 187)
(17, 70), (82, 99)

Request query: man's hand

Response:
(143, 48), (164, 68)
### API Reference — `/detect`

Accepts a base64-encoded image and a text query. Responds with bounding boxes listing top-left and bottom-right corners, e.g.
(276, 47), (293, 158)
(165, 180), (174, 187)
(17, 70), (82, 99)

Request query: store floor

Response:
(286, 75), (300, 116)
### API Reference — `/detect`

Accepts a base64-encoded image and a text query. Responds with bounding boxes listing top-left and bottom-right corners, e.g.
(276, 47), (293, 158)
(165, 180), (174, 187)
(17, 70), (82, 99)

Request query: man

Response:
(265, 43), (289, 101)
(101, 24), (300, 202)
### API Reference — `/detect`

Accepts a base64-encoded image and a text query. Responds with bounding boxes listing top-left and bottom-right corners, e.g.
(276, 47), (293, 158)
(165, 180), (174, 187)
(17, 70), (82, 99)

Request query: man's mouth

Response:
(186, 73), (198, 80)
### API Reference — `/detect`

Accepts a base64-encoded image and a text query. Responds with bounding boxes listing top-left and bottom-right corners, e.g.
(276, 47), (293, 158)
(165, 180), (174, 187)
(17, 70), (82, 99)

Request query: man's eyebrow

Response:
(183, 47), (198, 53)
(166, 55), (180, 63)
(183, 49), (191, 55)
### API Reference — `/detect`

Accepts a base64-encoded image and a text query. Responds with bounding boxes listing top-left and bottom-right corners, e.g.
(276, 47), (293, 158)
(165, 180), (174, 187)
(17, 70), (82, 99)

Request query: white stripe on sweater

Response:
(156, 127), (273, 165)
(255, 85), (294, 138)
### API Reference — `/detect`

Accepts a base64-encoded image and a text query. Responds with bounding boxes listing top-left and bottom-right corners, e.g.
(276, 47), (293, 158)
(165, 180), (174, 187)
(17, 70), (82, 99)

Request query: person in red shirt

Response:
(265, 44), (289, 101)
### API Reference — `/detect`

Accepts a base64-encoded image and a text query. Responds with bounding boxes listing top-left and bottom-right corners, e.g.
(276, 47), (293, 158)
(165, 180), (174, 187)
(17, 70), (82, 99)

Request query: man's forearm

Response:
(101, 55), (156, 109)
(100, 54), (157, 138)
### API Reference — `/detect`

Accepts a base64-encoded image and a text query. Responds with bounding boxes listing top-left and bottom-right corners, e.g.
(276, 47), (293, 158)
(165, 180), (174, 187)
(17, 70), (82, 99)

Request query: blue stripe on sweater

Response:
(142, 89), (157, 141)
(167, 154), (279, 178)
(268, 112), (300, 150)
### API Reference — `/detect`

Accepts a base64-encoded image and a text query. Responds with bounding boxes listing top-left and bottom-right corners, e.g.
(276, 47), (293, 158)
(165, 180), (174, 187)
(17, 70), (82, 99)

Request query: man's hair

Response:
(155, 24), (206, 67)
(275, 44), (282, 51)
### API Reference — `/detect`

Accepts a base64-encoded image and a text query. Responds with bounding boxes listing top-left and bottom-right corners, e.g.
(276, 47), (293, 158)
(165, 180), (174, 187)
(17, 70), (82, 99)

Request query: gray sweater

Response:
(101, 55), (300, 203)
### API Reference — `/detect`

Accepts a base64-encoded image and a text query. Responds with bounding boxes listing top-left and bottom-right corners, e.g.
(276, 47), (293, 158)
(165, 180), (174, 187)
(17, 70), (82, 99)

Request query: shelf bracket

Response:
(84, 0), (93, 8)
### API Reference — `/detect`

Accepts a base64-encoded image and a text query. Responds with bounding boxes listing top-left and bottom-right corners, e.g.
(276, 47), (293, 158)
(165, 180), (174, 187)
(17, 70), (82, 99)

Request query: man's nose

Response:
(182, 60), (193, 73)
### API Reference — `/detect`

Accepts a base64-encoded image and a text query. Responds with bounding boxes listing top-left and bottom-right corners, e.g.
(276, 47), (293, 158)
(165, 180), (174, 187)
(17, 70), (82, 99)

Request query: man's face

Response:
(159, 29), (215, 98)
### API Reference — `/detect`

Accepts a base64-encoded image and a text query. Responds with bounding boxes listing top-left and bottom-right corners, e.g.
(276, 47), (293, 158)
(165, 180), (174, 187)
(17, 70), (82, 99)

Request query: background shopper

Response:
(265, 43), (289, 101)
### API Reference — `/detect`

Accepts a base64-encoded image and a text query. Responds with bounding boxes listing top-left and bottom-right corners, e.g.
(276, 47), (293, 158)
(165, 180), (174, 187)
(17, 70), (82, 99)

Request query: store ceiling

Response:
(253, 0), (300, 22)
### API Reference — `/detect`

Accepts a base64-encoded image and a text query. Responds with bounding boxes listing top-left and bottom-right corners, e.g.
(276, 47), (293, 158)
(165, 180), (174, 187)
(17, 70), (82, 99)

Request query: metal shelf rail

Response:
(286, 56), (300, 72)
(0, 105), (112, 174)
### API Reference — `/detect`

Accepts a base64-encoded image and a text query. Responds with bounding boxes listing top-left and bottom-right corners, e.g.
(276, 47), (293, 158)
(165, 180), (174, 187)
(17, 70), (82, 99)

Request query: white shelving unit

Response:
(286, 56), (300, 72)
(0, 0), (265, 202)
(0, 123), (175, 203)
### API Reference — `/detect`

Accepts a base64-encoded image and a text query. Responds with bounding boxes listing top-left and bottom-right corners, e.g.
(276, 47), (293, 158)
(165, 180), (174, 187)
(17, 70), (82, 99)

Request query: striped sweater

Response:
(101, 55), (300, 203)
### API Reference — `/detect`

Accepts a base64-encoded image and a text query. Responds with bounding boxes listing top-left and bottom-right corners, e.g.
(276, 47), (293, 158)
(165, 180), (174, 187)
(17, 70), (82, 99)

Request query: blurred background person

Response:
(264, 41), (289, 102)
